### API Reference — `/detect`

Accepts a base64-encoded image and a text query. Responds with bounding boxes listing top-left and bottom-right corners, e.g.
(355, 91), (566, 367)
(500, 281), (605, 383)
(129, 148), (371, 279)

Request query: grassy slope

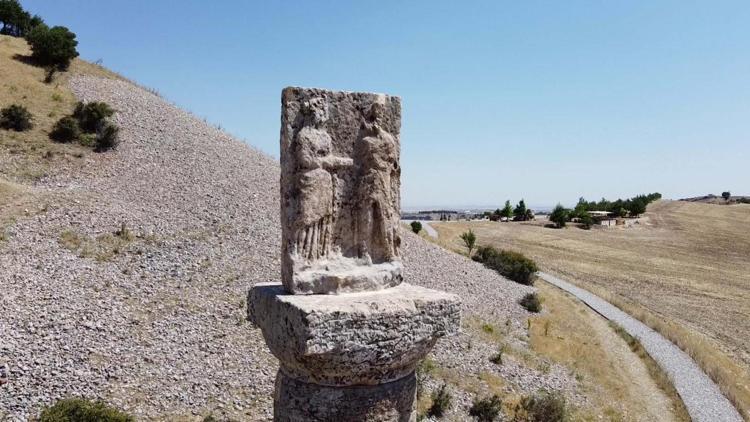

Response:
(433, 200), (750, 419)
(530, 282), (689, 421)
(0, 34), (124, 237)
(0, 34), (121, 183)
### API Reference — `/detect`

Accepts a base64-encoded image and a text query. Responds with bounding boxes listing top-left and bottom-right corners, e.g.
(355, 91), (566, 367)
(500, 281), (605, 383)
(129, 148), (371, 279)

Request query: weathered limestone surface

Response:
(249, 87), (460, 421)
(248, 282), (460, 385)
(280, 87), (403, 294)
(274, 371), (417, 422)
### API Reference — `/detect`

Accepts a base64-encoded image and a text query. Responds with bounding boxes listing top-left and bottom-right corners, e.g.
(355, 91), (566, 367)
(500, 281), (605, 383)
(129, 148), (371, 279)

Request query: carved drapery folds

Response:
(280, 88), (402, 294)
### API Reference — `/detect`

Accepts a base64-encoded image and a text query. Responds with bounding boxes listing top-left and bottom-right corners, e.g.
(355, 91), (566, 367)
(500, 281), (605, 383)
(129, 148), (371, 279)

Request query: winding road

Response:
(538, 272), (743, 422)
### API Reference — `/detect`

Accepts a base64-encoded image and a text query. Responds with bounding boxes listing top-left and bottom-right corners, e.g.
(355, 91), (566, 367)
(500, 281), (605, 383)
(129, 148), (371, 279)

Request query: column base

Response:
(274, 370), (416, 422)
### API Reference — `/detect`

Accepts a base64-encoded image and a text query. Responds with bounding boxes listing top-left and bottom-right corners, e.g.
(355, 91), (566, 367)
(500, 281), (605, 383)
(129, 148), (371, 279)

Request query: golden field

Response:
(432, 200), (750, 418)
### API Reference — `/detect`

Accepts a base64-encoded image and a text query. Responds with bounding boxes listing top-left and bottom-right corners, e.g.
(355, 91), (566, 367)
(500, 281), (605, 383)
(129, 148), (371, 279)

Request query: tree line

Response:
(1, 0), (79, 73)
(485, 199), (534, 222)
(548, 192), (662, 229)
(572, 192), (662, 218)
(0, 0), (41, 37)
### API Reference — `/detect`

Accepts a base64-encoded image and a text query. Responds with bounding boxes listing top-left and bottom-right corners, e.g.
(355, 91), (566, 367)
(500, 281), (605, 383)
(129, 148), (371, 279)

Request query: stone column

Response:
(249, 87), (460, 422)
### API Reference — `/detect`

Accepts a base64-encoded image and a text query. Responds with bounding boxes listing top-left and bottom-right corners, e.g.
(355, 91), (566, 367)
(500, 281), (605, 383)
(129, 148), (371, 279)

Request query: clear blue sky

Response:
(25, 1), (750, 209)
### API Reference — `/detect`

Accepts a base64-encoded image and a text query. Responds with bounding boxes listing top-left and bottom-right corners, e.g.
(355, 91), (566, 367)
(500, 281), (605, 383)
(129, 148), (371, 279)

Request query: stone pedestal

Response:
(248, 282), (460, 421)
(249, 87), (460, 421)
(274, 371), (417, 422)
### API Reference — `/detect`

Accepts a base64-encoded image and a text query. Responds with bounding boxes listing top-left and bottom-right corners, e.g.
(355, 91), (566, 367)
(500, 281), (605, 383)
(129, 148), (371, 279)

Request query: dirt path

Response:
(530, 282), (683, 421)
(539, 272), (743, 422)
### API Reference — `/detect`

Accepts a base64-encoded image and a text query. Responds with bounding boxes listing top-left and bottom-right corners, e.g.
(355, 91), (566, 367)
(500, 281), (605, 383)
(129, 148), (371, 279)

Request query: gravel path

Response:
(401, 220), (438, 238)
(538, 272), (743, 422)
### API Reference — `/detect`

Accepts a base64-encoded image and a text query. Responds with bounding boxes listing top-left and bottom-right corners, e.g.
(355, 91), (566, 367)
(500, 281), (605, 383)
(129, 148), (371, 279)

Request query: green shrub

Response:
(519, 293), (542, 313)
(0, 104), (33, 131)
(549, 204), (568, 228)
(427, 383), (452, 418)
(25, 24), (79, 70)
(472, 246), (538, 285)
(469, 395), (502, 421)
(518, 390), (567, 422)
(460, 229), (476, 255)
(578, 213), (593, 230)
(94, 121), (120, 152)
(410, 221), (422, 234)
(49, 116), (80, 143)
(73, 101), (114, 132)
(39, 398), (134, 422)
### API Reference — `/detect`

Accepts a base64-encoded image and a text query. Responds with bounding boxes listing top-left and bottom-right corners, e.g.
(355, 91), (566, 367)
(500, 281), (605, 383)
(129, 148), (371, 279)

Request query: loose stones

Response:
(280, 87), (403, 294)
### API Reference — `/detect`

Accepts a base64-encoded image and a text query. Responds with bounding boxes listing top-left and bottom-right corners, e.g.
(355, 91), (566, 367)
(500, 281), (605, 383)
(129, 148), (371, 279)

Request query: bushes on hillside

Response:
(95, 120), (120, 152)
(73, 101), (114, 132)
(0, 104), (33, 131)
(49, 116), (80, 143)
(516, 390), (567, 422)
(469, 395), (502, 421)
(25, 24), (79, 70)
(49, 101), (119, 152)
(519, 292), (542, 313)
(39, 398), (133, 422)
(473, 245), (538, 285)
(410, 221), (422, 234)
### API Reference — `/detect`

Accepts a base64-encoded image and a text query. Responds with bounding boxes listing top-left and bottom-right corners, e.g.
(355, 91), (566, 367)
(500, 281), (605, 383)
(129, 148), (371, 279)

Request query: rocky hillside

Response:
(1, 50), (575, 420)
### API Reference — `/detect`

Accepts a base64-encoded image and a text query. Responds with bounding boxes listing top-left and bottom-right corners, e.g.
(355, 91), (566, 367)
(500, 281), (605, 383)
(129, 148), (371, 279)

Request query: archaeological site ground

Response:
(2, 2), (749, 422)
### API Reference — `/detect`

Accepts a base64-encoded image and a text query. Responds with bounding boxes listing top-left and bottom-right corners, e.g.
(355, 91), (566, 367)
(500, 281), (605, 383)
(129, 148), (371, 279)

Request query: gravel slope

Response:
(0, 76), (574, 420)
(539, 272), (743, 422)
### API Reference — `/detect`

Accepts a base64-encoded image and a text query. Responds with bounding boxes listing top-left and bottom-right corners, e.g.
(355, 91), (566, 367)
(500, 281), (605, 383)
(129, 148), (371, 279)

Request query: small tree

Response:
(410, 221), (422, 234)
(579, 213), (594, 230)
(549, 204), (568, 228)
(0, 104), (33, 131)
(500, 200), (513, 222)
(513, 199), (528, 221)
(460, 229), (476, 255)
(25, 24), (79, 70)
(722, 191), (731, 201)
(628, 199), (647, 217)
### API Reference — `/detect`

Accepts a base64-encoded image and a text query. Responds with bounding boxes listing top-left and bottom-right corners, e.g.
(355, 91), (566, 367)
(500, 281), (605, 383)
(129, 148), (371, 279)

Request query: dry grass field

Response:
(528, 282), (688, 421)
(433, 200), (750, 418)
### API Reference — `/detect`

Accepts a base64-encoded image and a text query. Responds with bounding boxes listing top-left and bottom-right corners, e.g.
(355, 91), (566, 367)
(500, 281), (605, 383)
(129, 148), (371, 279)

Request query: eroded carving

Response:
(281, 87), (403, 294)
